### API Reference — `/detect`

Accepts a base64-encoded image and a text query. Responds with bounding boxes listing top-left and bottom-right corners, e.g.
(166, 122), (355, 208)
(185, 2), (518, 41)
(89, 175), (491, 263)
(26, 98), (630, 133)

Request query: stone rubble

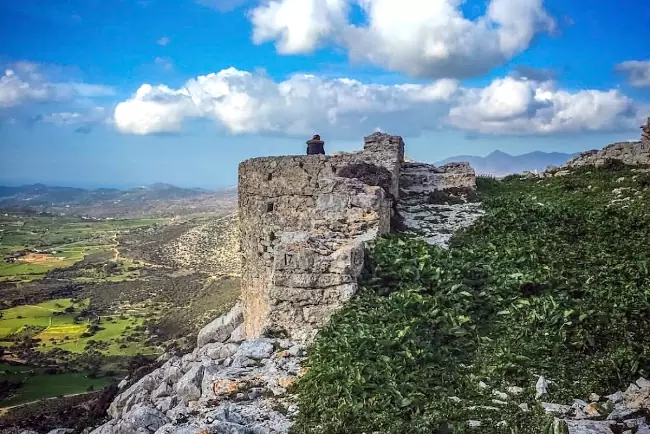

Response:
(462, 376), (650, 433)
(397, 200), (483, 247)
(89, 305), (307, 434)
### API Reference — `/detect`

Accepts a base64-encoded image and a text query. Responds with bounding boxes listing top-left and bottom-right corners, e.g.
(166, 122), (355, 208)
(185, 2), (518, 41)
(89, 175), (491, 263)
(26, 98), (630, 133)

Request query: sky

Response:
(0, 0), (649, 189)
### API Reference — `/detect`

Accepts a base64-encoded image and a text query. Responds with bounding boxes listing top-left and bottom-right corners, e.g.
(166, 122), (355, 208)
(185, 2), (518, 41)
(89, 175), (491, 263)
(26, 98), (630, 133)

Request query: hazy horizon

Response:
(0, 143), (606, 190)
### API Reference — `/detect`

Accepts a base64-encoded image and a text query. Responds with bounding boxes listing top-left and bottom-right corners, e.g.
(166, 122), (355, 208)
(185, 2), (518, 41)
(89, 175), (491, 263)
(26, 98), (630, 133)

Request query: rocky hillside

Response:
(83, 156), (650, 434)
(13, 129), (650, 434)
(558, 140), (649, 170)
(118, 213), (240, 277)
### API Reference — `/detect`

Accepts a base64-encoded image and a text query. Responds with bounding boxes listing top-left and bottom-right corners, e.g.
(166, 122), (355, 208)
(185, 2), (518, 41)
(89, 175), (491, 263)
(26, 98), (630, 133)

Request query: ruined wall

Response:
(238, 132), (476, 342)
(238, 133), (403, 341)
(400, 161), (476, 196)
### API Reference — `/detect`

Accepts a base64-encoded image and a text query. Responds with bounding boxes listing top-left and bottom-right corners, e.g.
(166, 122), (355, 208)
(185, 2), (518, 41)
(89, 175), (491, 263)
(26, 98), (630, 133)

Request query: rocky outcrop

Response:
(539, 376), (650, 434)
(554, 118), (650, 171)
(559, 141), (650, 170)
(196, 303), (244, 348)
(91, 333), (306, 433)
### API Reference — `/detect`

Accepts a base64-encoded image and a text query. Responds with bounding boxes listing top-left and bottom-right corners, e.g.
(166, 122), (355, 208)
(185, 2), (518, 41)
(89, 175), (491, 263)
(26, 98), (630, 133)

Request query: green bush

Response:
(292, 166), (650, 434)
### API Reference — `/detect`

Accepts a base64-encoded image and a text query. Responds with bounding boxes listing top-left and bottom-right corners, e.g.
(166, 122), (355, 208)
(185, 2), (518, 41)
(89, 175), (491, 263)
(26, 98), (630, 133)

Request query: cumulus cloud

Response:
(615, 59), (650, 87)
(157, 36), (171, 46)
(114, 84), (201, 135)
(249, 0), (556, 79)
(0, 62), (114, 108)
(448, 76), (642, 134)
(114, 68), (459, 136)
(114, 67), (644, 138)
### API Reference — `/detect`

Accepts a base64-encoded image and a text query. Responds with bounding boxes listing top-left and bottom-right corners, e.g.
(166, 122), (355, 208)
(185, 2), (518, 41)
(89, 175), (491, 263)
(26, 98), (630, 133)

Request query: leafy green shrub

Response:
(293, 165), (650, 434)
(637, 172), (650, 188)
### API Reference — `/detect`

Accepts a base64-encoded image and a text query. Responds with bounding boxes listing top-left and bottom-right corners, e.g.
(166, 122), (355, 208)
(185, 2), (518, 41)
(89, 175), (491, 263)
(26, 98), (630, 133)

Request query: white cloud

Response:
(114, 84), (201, 135)
(114, 67), (644, 138)
(155, 56), (174, 71)
(0, 62), (114, 108)
(249, 0), (555, 79)
(448, 76), (642, 134)
(42, 112), (83, 125)
(157, 36), (171, 46)
(114, 68), (458, 136)
(615, 59), (650, 87)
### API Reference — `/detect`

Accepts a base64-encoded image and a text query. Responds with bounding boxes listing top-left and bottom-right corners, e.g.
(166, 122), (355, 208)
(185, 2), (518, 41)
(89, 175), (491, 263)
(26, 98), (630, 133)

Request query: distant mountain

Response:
(0, 183), (237, 218)
(436, 150), (579, 176)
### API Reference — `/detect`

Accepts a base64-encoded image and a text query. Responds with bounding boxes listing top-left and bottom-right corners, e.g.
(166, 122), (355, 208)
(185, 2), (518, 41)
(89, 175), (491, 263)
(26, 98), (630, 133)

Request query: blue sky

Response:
(1, 0), (649, 189)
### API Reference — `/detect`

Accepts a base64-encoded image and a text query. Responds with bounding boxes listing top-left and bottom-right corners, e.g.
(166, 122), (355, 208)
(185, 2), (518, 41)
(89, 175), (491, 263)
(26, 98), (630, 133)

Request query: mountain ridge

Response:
(436, 149), (579, 176)
(0, 183), (238, 218)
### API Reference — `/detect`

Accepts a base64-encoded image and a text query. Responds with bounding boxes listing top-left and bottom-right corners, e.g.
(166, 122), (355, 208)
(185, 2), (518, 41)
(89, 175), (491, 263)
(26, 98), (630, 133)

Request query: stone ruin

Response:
(238, 132), (478, 343)
(86, 132), (481, 434)
(83, 128), (650, 434)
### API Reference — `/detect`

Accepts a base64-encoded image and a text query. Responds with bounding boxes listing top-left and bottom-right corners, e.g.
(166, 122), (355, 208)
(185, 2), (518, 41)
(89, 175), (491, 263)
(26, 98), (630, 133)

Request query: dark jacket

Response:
(306, 139), (325, 155)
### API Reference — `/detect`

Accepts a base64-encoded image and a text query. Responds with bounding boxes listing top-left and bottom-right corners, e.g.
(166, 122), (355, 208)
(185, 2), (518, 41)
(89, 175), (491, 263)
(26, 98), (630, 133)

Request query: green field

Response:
(0, 363), (113, 407)
(0, 299), (88, 338)
(0, 298), (160, 356)
(0, 214), (165, 282)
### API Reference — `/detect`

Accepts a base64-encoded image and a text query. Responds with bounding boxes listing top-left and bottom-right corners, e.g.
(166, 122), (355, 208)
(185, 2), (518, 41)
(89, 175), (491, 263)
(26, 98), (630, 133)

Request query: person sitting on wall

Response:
(306, 134), (325, 155)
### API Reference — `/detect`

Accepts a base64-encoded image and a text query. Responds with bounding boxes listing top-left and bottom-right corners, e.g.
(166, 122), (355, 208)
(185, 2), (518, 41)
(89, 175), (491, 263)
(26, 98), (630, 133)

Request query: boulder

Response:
(175, 364), (204, 402)
(196, 303), (244, 348)
(237, 339), (274, 360)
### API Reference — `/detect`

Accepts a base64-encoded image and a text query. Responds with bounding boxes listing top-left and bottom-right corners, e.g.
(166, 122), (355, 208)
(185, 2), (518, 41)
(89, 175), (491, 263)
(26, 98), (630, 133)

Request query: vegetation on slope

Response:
(293, 165), (650, 433)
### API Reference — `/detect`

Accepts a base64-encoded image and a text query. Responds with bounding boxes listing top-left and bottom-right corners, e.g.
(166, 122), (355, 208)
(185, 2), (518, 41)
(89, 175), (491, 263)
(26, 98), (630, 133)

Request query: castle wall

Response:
(238, 132), (475, 342)
(238, 135), (403, 340)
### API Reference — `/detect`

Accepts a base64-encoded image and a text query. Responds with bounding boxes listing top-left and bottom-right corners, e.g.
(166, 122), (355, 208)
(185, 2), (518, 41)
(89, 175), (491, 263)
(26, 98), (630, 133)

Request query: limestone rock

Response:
(90, 405), (167, 434)
(560, 141), (650, 170)
(196, 303), (244, 348)
(238, 339), (274, 360)
(175, 364), (204, 402)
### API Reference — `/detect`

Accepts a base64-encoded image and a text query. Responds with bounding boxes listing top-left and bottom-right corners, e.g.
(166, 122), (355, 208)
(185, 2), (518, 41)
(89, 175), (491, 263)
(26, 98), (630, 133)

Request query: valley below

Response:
(0, 186), (240, 431)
